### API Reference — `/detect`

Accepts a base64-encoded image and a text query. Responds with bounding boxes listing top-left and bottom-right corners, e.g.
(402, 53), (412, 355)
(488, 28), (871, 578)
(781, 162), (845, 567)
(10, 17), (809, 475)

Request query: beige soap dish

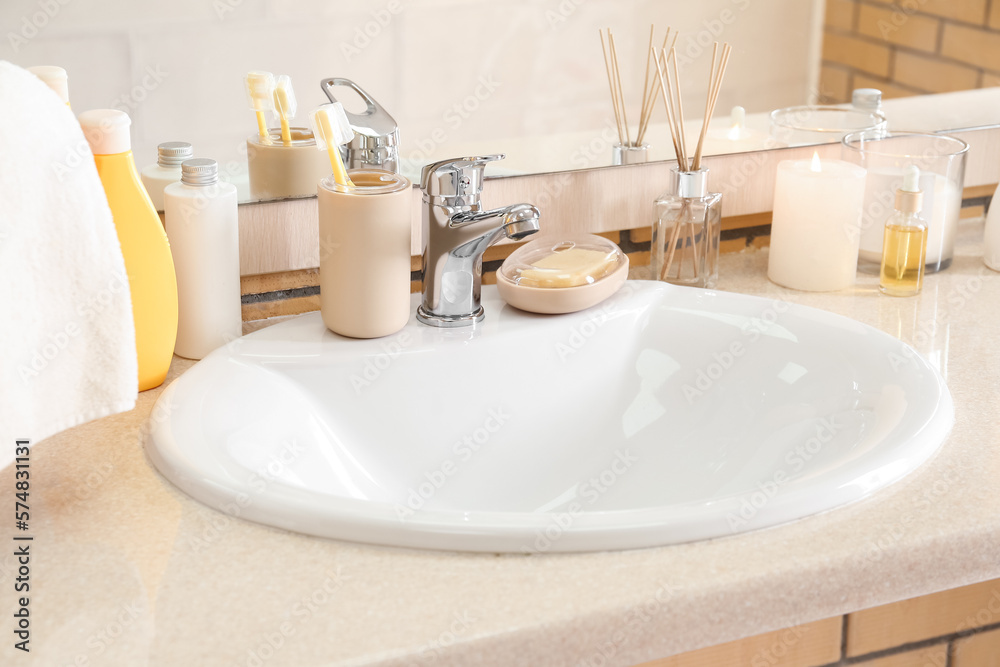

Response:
(496, 235), (629, 314)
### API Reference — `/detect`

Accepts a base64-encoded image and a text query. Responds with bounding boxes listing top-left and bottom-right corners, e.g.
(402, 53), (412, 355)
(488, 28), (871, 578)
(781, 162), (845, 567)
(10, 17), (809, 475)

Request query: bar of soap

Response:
(517, 248), (616, 288)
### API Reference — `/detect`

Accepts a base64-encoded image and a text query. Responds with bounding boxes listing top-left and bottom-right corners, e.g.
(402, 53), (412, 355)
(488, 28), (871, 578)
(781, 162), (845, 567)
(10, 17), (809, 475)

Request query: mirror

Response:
(3, 0), (995, 204)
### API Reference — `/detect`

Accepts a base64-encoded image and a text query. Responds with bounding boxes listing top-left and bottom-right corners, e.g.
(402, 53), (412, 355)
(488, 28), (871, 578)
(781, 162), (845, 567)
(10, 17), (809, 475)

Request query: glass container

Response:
(842, 131), (968, 273)
(651, 168), (722, 289)
(770, 105), (886, 147)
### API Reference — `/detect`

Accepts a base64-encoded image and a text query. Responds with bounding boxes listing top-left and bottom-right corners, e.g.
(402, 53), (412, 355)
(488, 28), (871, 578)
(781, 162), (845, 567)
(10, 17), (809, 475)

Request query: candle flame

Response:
(810, 151), (822, 173)
(728, 105), (746, 140)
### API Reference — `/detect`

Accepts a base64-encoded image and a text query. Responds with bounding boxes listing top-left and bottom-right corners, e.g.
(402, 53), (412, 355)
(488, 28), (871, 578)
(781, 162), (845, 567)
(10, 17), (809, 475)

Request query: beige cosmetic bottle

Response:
(318, 169), (412, 338)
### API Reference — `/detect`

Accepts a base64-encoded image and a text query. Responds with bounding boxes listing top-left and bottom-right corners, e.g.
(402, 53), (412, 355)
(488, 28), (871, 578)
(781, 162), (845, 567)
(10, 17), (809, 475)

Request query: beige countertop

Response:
(5, 218), (1000, 667)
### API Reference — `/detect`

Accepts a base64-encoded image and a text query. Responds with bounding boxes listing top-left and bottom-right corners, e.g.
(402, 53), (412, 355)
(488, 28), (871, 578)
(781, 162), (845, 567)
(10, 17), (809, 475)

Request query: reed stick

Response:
(600, 26), (677, 149)
(670, 48), (688, 172)
(653, 47), (682, 168)
(692, 42), (732, 170)
(637, 30), (676, 145)
(608, 32), (632, 147)
(638, 24), (655, 136)
(651, 36), (733, 284)
(599, 29), (625, 146)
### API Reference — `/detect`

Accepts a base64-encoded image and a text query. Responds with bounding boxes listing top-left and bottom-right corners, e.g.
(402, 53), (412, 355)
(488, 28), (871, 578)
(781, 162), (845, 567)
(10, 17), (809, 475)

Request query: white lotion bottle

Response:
(163, 158), (242, 359)
(142, 141), (193, 212)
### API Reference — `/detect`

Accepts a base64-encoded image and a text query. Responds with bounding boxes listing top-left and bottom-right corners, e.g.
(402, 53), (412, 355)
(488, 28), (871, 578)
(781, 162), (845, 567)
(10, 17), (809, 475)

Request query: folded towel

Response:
(0, 61), (138, 470)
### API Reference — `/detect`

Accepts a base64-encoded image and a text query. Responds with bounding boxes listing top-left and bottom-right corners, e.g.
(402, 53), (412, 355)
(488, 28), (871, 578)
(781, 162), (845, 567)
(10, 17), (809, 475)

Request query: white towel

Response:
(0, 61), (138, 470)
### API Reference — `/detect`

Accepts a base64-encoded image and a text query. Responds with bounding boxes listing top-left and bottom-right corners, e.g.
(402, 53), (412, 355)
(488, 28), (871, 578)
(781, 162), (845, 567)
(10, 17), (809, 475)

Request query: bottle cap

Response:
(157, 141), (194, 168)
(852, 88), (882, 111)
(673, 168), (709, 198)
(27, 65), (68, 104)
(78, 109), (131, 155)
(181, 158), (219, 186)
(895, 165), (923, 214)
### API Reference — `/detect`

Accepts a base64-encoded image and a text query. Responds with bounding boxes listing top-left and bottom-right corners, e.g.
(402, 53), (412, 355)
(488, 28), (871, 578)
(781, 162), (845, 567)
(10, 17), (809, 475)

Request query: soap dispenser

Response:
(879, 165), (927, 297)
(78, 109), (179, 390)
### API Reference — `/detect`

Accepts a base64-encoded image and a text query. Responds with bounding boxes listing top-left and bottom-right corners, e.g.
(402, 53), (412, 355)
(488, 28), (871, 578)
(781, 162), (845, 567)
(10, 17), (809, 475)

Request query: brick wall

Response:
(638, 577), (1000, 667)
(820, 0), (1000, 103)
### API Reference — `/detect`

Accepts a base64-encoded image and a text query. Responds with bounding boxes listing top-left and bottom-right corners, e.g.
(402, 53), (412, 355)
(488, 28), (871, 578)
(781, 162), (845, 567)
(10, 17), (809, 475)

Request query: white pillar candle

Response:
(768, 155), (867, 291)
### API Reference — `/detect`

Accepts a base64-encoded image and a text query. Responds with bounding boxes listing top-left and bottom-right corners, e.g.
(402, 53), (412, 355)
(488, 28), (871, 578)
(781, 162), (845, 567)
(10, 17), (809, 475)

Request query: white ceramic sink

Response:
(145, 281), (953, 553)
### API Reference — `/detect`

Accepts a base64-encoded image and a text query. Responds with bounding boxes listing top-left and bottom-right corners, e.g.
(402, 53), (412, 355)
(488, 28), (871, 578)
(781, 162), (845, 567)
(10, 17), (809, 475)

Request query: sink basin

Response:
(145, 281), (953, 553)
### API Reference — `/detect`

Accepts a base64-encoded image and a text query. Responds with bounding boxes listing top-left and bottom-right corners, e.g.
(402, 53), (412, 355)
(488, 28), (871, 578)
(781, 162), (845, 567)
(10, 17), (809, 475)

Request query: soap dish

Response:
(496, 235), (629, 314)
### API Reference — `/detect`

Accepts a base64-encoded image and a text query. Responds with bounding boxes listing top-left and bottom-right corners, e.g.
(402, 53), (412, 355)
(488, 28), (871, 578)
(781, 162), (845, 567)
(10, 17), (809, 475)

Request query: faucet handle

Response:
(420, 154), (505, 200)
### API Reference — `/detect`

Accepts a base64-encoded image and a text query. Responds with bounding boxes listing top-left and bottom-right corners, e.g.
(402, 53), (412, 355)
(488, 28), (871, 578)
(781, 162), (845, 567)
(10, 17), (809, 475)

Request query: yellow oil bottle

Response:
(879, 165), (928, 298)
(79, 109), (178, 390)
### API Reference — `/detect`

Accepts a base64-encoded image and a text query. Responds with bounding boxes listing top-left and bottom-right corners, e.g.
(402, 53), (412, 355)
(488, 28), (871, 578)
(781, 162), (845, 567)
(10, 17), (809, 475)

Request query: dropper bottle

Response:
(879, 165), (927, 297)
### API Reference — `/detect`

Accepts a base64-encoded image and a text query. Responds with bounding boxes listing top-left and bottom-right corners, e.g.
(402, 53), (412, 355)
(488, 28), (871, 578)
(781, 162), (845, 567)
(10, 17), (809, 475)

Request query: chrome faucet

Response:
(417, 155), (540, 327)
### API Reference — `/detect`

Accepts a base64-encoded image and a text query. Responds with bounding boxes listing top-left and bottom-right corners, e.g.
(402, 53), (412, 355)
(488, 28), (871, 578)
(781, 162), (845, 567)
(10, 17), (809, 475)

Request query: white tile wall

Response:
(0, 0), (822, 186)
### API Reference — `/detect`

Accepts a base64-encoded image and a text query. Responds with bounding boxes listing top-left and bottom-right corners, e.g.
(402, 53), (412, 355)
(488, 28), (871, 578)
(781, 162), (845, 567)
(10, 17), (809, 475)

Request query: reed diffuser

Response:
(599, 26), (676, 165)
(650, 41), (732, 288)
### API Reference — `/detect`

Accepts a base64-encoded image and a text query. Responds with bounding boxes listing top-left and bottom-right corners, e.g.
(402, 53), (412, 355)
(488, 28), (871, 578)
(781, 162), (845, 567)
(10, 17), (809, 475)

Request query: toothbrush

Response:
(244, 71), (275, 144)
(273, 75), (296, 145)
(309, 103), (355, 187)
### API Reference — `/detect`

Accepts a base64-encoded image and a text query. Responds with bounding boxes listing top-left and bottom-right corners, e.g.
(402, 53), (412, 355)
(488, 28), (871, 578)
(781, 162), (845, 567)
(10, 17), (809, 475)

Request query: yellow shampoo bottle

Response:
(79, 109), (178, 390)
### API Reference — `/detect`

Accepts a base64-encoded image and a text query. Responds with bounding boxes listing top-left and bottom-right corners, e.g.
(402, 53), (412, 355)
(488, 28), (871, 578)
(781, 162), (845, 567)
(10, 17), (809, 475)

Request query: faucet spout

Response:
(450, 203), (541, 253)
(417, 155), (540, 328)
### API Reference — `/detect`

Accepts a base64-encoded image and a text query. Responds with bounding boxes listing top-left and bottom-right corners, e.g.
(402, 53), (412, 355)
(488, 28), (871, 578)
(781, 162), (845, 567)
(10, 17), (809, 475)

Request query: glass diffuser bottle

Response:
(651, 168), (722, 288)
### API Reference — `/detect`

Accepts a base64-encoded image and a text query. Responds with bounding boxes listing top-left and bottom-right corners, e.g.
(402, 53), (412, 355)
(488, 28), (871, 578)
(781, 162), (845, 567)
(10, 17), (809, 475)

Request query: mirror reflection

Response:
(3, 0), (996, 205)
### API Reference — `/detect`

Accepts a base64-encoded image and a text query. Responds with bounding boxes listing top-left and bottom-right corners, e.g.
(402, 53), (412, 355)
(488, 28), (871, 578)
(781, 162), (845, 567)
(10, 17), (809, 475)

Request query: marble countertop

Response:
(7, 218), (1000, 667)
